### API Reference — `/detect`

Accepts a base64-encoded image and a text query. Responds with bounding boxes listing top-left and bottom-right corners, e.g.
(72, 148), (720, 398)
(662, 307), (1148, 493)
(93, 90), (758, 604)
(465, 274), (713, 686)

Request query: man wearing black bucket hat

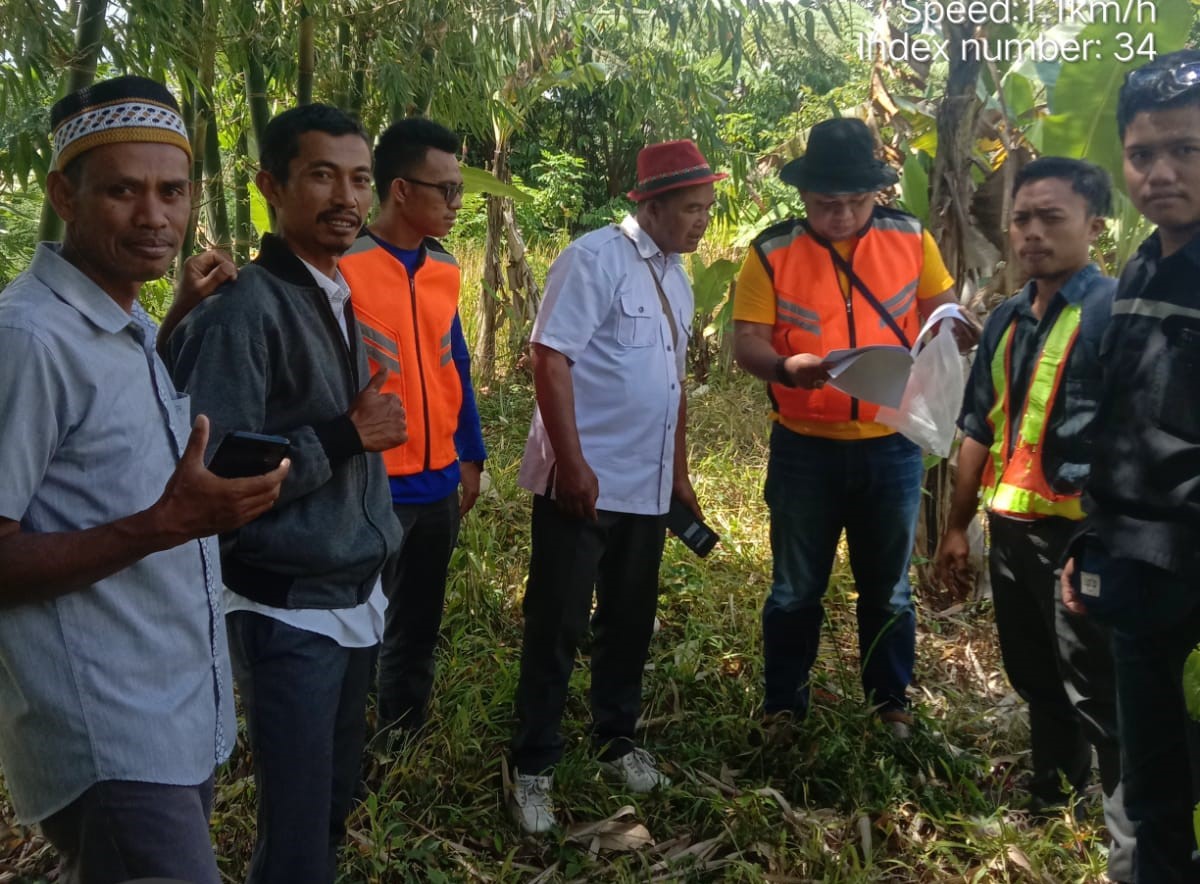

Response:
(732, 117), (960, 740)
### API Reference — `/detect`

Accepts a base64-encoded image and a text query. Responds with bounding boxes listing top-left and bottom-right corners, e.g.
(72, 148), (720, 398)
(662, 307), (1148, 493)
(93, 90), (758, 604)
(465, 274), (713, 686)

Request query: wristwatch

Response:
(774, 356), (795, 387)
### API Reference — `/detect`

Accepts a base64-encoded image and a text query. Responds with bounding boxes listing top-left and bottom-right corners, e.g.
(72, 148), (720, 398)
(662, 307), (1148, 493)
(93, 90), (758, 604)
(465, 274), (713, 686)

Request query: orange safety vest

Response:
(981, 304), (1085, 520)
(340, 234), (463, 477)
(756, 207), (925, 424)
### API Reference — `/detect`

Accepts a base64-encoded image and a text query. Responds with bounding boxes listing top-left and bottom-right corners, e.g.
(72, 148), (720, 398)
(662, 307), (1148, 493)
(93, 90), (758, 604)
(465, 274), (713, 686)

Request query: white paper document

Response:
(821, 303), (970, 409)
(822, 345), (912, 408)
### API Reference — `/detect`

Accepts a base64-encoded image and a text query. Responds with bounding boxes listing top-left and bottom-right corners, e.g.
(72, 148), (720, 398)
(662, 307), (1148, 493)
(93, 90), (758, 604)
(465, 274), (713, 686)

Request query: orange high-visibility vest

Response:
(756, 207), (925, 424)
(981, 304), (1085, 520)
(340, 234), (463, 477)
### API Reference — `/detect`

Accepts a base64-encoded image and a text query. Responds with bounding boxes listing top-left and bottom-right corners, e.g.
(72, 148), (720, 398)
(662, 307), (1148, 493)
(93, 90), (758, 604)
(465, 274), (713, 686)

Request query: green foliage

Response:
(514, 150), (589, 239)
(898, 152), (931, 226)
(690, 254), (738, 322)
(1184, 645), (1200, 722)
(461, 165), (531, 202)
(0, 187), (40, 287)
(1040, 0), (1195, 187)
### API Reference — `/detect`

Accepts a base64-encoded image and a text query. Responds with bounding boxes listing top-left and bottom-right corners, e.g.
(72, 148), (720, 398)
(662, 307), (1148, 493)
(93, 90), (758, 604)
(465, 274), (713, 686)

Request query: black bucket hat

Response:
(780, 118), (898, 194)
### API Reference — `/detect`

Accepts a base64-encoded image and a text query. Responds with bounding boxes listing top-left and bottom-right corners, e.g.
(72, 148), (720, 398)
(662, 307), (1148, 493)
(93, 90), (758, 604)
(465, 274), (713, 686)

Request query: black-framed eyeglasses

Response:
(403, 178), (465, 204)
(1126, 60), (1200, 100)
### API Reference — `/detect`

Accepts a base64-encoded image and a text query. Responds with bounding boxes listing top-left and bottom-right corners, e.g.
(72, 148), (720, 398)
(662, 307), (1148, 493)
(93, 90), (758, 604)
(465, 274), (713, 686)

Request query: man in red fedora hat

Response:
(732, 117), (962, 742)
(508, 139), (723, 834)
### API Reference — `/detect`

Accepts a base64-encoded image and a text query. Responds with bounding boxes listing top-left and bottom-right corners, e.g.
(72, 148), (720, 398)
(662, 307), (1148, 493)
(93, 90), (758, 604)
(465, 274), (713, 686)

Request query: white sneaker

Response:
(879, 709), (914, 741)
(510, 770), (556, 835)
(600, 747), (671, 793)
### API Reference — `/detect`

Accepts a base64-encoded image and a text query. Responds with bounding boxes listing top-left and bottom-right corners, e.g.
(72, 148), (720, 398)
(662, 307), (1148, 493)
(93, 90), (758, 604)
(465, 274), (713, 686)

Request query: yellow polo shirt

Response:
(734, 229), (954, 440)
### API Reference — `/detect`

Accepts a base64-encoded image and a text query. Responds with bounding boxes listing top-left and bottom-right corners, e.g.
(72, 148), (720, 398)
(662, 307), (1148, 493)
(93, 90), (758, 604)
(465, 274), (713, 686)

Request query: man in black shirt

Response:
(938, 158), (1133, 882)
(1062, 49), (1200, 882)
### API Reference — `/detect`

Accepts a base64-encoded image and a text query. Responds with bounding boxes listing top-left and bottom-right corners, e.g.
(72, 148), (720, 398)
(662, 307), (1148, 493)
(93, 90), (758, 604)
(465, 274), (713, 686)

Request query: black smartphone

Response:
(207, 431), (290, 479)
(666, 496), (719, 557)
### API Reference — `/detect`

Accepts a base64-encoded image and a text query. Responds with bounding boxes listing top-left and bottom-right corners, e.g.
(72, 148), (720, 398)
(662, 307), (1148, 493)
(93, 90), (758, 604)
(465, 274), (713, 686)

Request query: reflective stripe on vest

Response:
(761, 209), (925, 424)
(340, 236), (463, 477)
(981, 304), (1084, 520)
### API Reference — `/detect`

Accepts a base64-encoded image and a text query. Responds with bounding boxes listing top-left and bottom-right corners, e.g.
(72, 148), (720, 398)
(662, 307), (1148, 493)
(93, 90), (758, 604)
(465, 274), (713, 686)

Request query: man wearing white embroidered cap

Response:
(0, 75), (288, 884)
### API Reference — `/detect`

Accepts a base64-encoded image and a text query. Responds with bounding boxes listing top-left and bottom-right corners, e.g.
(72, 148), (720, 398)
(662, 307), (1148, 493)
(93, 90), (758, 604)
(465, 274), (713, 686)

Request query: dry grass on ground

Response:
(1, 370), (1113, 883)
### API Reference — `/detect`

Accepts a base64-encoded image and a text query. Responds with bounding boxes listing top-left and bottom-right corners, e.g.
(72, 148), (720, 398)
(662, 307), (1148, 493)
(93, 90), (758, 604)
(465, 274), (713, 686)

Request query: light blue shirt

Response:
(223, 258), (385, 648)
(0, 244), (234, 823)
(518, 215), (692, 515)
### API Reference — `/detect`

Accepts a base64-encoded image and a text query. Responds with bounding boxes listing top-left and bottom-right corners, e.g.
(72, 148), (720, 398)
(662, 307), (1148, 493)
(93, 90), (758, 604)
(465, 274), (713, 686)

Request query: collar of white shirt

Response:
(619, 214), (682, 271)
(297, 256), (351, 305)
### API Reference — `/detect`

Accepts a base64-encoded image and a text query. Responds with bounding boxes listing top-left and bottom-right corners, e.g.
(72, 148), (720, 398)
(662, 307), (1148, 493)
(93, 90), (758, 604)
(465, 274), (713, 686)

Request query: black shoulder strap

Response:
(820, 238), (912, 350)
(621, 229), (681, 351)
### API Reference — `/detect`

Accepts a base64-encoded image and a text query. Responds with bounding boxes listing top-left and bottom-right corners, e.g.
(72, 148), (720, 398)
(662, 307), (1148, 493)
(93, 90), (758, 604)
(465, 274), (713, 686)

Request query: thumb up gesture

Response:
(347, 368), (407, 452)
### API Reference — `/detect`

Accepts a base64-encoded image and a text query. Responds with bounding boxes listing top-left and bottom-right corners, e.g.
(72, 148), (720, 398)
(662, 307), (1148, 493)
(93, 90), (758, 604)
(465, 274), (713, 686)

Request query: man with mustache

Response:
(936, 158), (1134, 882)
(0, 76), (288, 884)
(339, 118), (486, 740)
(509, 140), (718, 834)
(166, 104), (405, 884)
(1061, 49), (1200, 881)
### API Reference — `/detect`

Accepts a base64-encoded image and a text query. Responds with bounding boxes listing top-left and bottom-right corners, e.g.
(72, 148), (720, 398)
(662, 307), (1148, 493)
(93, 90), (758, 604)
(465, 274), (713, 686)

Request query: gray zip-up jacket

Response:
(166, 234), (403, 609)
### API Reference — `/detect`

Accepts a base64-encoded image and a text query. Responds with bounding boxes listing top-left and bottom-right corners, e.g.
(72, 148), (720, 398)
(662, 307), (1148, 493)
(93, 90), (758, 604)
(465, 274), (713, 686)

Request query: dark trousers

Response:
(511, 494), (667, 774)
(1077, 538), (1200, 884)
(989, 515), (1135, 882)
(40, 778), (218, 884)
(377, 493), (460, 731)
(762, 427), (922, 717)
(226, 611), (375, 884)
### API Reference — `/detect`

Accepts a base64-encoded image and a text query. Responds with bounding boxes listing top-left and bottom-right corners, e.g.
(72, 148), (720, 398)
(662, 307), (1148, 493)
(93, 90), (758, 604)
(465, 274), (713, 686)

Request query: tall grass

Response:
(0, 243), (1113, 883)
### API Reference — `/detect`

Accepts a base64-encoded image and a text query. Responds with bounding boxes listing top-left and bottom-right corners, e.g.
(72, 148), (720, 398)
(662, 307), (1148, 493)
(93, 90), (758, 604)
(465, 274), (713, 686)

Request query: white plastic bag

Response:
(876, 304), (968, 457)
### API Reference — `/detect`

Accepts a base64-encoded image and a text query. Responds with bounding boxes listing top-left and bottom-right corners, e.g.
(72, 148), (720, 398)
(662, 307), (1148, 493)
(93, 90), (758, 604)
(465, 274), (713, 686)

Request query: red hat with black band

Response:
(627, 139), (728, 202)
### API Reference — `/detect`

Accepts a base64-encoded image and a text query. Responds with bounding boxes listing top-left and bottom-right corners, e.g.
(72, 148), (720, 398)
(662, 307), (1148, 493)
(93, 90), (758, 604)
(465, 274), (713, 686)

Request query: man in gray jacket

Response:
(167, 104), (405, 884)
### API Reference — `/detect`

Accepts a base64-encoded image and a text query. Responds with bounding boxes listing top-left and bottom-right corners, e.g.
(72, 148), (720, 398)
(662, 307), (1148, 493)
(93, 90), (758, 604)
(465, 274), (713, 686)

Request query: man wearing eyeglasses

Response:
(339, 118), (486, 740)
(732, 118), (960, 743)
(1060, 48), (1200, 881)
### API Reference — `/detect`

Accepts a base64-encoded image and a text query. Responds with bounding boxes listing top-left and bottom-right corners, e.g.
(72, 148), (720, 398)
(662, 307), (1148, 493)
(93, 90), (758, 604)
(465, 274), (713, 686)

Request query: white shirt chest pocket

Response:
(616, 292), (659, 348)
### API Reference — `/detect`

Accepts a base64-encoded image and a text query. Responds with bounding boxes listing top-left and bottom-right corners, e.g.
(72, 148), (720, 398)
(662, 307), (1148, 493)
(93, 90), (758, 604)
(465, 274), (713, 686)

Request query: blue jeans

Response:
(762, 425), (922, 717)
(1077, 537), (1200, 883)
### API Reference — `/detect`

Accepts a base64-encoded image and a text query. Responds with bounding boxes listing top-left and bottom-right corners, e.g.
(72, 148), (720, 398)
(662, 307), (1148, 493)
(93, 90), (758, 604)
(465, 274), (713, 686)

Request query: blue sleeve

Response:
(450, 312), (486, 463)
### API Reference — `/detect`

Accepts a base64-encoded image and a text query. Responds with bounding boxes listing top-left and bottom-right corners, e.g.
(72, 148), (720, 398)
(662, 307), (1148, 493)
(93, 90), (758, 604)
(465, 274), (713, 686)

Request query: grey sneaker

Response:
(600, 747), (670, 793)
(510, 770), (556, 835)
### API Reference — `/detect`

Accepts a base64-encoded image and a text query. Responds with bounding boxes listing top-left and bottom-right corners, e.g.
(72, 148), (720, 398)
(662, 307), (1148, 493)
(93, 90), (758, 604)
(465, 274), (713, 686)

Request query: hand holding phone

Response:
(207, 431), (291, 479)
(149, 416), (289, 543)
(667, 495), (719, 557)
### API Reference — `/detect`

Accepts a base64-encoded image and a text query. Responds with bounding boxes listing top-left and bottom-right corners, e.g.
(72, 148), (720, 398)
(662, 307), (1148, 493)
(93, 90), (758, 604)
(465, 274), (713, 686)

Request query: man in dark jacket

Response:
(1062, 49), (1200, 882)
(167, 104), (405, 884)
